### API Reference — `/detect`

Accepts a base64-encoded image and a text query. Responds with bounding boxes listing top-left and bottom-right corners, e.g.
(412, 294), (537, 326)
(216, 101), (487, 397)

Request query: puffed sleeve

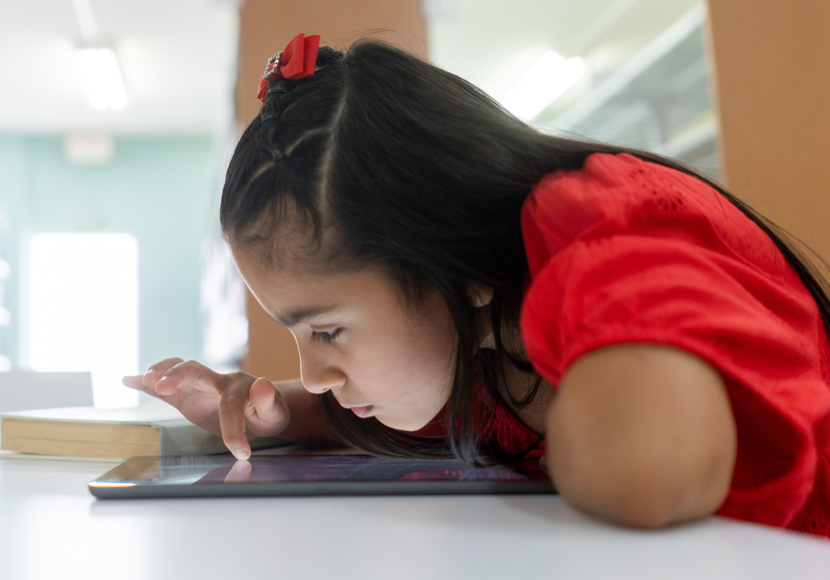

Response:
(520, 155), (830, 528)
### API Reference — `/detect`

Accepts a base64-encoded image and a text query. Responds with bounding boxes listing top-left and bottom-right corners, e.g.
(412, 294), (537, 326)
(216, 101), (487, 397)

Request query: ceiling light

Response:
(501, 51), (586, 122)
(73, 47), (128, 112)
(71, 0), (99, 42)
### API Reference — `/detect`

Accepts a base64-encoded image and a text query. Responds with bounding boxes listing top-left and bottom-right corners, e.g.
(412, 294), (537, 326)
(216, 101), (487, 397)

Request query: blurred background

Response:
(0, 0), (827, 408)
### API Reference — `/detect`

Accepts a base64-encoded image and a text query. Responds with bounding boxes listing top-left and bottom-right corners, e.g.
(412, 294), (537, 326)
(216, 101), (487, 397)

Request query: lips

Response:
(349, 405), (373, 418)
(338, 399), (373, 418)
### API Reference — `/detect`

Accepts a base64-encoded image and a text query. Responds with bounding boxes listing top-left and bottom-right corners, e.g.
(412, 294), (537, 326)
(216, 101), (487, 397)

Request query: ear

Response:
(467, 284), (494, 308)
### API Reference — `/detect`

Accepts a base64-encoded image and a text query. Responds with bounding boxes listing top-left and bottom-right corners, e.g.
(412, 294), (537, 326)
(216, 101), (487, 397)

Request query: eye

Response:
(310, 328), (342, 344)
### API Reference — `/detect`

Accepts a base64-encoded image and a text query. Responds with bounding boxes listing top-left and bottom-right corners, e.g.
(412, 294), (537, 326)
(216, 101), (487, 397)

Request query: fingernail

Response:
(234, 449), (251, 461)
(154, 377), (169, 394)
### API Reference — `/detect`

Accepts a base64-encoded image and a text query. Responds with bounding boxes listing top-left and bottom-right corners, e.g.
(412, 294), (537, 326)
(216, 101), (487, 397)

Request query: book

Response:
(0, 404), (284, 459)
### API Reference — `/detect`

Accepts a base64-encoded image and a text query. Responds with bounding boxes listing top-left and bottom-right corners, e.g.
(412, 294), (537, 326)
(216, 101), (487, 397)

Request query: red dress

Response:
(518, 152), (830, 535)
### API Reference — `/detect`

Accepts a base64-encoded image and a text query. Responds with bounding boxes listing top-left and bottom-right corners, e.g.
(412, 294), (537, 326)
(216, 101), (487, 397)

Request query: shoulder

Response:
(523, 152), (722, 239)
(520, 152), (778, 279)
(517, 152), (812, 384)
(522, 152), (696, 276)
(526, 152), (710, 211)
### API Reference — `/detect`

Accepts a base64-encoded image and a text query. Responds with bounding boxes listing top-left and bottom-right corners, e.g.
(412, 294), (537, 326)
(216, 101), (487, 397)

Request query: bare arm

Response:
(544, 344), (737, 528)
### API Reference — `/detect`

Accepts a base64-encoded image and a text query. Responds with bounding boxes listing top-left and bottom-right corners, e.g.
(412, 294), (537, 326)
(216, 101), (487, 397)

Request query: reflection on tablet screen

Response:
(196, 455), (534, 483)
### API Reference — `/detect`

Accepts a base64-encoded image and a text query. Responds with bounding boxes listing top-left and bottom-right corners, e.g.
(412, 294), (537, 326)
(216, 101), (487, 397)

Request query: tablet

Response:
(88, 454), (556, 499)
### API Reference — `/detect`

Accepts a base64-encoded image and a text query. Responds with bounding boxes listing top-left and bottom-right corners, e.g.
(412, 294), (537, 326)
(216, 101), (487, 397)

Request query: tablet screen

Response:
(89, 454), (555, 498)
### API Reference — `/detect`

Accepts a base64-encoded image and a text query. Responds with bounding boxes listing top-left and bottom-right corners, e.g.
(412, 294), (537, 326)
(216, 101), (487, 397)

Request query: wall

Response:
(706, 0), (830, 267)
(0, 135), (213, 374)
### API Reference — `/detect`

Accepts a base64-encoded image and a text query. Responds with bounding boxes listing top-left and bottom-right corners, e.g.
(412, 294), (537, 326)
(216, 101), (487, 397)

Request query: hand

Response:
(122, 358), (290, 460)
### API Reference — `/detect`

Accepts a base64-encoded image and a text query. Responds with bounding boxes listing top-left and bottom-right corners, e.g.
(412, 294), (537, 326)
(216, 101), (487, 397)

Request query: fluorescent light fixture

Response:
(73, 47), (128, 112)
(502, 51), (586, 121)
(71, 0), (99, 41)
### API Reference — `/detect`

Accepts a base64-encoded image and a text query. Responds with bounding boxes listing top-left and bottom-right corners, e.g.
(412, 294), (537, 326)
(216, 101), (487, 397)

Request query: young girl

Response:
(124, 34), (830, 535)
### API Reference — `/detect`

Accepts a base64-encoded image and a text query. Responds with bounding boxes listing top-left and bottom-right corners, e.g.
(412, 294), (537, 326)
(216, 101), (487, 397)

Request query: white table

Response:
(2, 454), (830, 580)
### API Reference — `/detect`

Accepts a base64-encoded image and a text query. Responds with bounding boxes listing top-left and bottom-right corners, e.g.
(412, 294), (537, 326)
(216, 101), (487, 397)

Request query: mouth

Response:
(340, 403), (374, 418)
(350, 405), (373, 418)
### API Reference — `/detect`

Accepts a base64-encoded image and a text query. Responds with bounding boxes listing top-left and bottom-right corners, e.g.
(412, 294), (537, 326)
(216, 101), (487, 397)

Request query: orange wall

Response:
(706, 1), (830, 266)
(236, 0), (427, 380)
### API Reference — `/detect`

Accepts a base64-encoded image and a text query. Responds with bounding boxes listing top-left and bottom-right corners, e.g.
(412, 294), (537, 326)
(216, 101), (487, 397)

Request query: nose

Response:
(299, 351), (346, 394)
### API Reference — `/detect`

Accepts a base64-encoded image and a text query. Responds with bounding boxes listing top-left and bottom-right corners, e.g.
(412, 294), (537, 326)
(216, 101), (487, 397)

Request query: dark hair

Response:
(220, 39), (830, 465)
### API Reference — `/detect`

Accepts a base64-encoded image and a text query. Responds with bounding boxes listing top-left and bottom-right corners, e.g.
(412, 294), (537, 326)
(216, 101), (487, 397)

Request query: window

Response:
(28, 233), (139, 408)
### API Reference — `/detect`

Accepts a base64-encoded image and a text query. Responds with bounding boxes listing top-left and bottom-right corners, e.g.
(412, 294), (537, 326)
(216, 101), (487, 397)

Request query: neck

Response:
(477, 314), (552, 434)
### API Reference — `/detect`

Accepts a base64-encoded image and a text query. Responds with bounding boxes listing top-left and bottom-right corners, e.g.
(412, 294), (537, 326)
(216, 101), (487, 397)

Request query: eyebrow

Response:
(275, 306), (337, 327)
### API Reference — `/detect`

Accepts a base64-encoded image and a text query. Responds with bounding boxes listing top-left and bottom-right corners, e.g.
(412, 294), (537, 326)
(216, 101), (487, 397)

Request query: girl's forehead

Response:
(227, 198), (333, 264)
(229, 226), (329, 274)
(273, 270), (412, 327)
(235, 252), (359, 294)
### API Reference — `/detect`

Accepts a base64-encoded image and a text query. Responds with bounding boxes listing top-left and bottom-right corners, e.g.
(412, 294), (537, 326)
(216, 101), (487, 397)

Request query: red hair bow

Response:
(257, 33), (321, 102)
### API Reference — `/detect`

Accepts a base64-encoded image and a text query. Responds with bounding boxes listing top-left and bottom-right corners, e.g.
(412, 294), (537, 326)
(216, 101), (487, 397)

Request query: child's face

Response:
(231, 245), (457, 431)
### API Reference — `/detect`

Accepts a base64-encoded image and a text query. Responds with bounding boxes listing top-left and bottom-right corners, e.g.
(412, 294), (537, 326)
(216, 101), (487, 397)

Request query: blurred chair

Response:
(0, 371), (93, 412)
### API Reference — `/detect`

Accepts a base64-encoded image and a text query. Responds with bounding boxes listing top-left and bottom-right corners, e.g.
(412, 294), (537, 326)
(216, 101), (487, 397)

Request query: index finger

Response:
(142, 358), (186, 388)
(154, 360), (222, 396)
(218, 383), (253, 460)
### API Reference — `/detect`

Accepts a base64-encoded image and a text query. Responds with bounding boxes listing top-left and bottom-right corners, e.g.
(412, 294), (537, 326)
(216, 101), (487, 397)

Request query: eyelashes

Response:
(310, 328), (342, 344)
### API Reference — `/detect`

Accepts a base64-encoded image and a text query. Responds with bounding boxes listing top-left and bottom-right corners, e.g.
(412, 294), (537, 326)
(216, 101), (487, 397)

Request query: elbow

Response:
(546, 436), (734, 529)
(550, 459), (699, 529)
(545, 344), (738, 529)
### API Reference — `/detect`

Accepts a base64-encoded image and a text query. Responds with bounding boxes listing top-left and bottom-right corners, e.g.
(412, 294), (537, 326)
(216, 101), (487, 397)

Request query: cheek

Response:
(352, 335), (447, 386)
(352, 327), (455, 400)
(352, 319), (456, 431)
(403, 318), (456, 373)
(421, 311), (458, 376)
(396, 321), (457, 399)
(357, 305), (453, 373)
